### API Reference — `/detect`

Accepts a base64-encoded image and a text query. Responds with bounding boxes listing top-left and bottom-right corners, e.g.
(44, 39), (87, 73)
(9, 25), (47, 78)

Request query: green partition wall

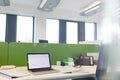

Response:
(8, 42), (99, 66)
(0, 42), (8, 66)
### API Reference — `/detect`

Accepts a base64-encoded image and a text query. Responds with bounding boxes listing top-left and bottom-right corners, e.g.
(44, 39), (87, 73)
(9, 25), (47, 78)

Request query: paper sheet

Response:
(0, 68), (30, 78)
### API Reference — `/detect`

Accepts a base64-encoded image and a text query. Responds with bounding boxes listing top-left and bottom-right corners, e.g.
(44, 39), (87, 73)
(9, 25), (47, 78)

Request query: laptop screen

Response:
(27, 53), (51, 71)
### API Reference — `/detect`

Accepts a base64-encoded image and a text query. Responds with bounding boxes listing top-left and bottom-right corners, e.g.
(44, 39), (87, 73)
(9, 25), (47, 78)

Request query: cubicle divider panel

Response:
(0, 42), (8, 66)
(8, 43), (99, 66)
(47, 44), (99, 65)
(8, 43), (45, 66)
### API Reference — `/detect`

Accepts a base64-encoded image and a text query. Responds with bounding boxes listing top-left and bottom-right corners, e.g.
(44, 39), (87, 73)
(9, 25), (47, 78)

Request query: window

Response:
(0, 14), (6, 42)
(16, 16), (34, 42)
(85, 23), (95, 41)
(46, 19), (97, 43)
(46, 19), (59, 43)
(66, 22), (78, 44)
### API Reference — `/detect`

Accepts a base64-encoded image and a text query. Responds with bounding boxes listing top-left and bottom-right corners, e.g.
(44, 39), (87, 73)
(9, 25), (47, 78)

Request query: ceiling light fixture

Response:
(39, 0), (47, 8)
(0, 0), (10, 6)
(80, 1), (102, 16)
(38, 0), (61, 11)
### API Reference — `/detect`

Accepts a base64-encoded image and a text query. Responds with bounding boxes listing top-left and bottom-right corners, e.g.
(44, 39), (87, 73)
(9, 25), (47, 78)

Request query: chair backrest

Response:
(96, 45), (108, 80)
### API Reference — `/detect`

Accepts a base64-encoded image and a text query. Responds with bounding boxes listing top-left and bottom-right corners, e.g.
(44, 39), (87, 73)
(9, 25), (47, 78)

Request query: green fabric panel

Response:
(0, 42), (8, 66)
(8, 43), (99, 66)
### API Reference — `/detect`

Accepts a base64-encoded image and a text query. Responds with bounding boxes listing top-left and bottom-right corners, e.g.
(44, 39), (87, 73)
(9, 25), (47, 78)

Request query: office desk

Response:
(0, 65), (97, 80)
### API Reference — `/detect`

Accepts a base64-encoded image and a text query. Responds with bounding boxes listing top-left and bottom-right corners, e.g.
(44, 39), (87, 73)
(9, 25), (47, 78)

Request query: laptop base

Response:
(29, 69), (59, 75)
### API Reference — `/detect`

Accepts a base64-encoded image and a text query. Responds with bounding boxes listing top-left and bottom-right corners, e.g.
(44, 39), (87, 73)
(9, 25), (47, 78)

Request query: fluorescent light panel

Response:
(84, 5), (100, 14)
(83, 1), (101, 11)
(0, 0), (10, 6)
(80, 0), (102, 16)
(39, 0), (47, 8)
(38, 0), (60, 11)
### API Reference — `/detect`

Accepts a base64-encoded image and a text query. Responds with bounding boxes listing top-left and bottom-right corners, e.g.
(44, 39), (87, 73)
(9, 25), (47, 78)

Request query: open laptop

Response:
(27, 52), (59, 75)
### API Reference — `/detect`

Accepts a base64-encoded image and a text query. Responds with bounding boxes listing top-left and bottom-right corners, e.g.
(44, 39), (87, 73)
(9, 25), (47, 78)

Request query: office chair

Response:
(96, 44), (108, 80)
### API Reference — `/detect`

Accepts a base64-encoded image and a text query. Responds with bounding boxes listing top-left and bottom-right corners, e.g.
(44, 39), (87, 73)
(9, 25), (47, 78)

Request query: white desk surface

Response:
(0, 65), (97, 80)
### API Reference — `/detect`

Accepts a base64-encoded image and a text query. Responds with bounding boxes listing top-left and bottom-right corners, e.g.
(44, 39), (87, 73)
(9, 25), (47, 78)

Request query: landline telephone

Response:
(74, 55), (94, 66)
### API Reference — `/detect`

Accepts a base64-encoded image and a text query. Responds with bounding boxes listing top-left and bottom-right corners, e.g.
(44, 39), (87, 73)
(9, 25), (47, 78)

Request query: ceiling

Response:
(1, 0), (120, 19)
(10, 0), (98, 13)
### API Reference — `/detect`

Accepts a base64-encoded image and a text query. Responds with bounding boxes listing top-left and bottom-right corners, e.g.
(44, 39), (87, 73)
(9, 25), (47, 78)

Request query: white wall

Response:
(0, 3), (101, 42)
